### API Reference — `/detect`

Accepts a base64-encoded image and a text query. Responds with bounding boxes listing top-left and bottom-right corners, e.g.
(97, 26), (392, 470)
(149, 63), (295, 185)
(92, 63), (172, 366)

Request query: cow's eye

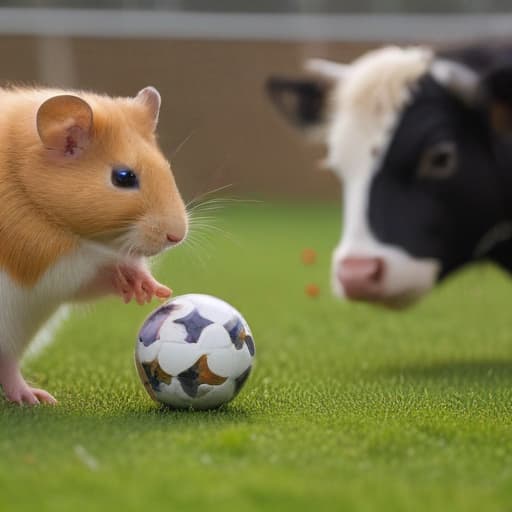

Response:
(417, 141), (457, 179)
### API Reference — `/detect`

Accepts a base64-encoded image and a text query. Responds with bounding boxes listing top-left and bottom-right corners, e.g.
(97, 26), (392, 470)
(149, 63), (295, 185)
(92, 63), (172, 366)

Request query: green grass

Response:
(2, 202), (512, 511)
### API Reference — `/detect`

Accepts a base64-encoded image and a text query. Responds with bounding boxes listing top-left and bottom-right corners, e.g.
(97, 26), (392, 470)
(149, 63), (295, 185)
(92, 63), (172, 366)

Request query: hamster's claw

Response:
(135, 279), (171, 304)
(155, 284), (172, 299)
(32, 388), (58, 405)
(114, 263), (172, 304)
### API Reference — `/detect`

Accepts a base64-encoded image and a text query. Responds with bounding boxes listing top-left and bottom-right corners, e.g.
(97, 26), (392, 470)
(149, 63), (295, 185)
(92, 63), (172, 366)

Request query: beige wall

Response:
(0, 36), (379, 201)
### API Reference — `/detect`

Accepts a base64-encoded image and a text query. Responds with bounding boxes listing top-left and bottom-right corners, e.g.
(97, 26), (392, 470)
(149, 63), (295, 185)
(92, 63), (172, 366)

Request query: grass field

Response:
(2, 202), (512, 511)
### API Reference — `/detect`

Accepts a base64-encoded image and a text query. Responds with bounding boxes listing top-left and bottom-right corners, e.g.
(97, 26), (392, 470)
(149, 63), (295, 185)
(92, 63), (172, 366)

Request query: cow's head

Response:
(267, 46), (512, 307)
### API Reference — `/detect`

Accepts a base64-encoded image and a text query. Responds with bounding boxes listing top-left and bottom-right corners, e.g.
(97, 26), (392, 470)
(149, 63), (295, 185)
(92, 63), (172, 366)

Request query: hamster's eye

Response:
(112, 168), (139, 189)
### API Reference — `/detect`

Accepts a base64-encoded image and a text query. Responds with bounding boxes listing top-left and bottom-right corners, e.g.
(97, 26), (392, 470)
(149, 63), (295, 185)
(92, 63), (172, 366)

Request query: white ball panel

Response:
(157, 342), (203, 376)
(158, 317), (189, 344)
(190, 380), (236, 410)
(183, 294), (240, 325)
(155, 379), (193, 408)
(136, 340), (161, 363)
(197, 323), (232, 349)
(162, 297), (196, 320)
(207, 346), (252, 378)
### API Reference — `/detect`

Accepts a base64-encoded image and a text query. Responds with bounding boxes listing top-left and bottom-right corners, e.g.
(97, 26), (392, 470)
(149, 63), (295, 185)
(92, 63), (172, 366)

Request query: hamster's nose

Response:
(166, 233), (183, 244)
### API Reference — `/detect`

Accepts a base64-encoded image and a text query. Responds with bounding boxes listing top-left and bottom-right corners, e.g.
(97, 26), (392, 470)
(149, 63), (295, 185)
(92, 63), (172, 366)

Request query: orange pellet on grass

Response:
(305, 283), (320, 298)
(301, 248), (317, 265)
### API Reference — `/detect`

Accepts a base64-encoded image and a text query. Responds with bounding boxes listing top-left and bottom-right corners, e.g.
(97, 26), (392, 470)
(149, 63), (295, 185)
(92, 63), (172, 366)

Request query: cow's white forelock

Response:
(324, 46), (441, 304)
(326, 46), (433, 175)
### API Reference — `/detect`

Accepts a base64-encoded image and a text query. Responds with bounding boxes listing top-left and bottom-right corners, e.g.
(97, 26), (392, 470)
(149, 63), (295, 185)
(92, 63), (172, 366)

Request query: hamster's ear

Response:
(37, 95), (93, 158)
(135, 86), (161, 130)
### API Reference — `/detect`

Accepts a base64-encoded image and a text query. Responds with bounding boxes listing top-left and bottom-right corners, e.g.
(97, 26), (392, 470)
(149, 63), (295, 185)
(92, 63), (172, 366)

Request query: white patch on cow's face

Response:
(321, 46), (441, 306)
(331, 175), (441, 307)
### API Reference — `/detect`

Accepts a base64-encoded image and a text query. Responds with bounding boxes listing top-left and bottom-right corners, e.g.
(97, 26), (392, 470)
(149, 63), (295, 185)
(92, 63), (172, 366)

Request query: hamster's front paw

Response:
(114, 262), (172, 305)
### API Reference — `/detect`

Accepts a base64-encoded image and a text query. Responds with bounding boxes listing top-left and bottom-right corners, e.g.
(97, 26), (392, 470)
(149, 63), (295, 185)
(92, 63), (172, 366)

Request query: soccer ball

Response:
(135, 294), (255, 410)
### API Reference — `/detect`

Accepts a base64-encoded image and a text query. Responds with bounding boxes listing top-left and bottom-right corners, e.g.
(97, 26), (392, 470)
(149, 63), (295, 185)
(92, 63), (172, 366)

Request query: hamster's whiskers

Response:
(184, 213), (239, 264)
(170, 129), (197, 159)
(185, 184), (234, 210)
(81, 227), (138, 260)
(181, 188), (265, 270)
(186, 194), (261, 220)
(81, 240), (121, 260)
(88, 224), (133, 239)
(117, 232), (140, 257)
(178, 232), (210, 267)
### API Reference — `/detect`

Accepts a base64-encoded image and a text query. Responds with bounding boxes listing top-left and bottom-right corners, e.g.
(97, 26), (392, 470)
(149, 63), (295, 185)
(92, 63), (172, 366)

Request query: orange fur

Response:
(0, 87), (187, 286)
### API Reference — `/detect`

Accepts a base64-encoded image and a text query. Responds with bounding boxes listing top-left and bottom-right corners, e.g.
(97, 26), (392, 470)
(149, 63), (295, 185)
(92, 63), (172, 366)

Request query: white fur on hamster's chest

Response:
(0, 245), (115, 356)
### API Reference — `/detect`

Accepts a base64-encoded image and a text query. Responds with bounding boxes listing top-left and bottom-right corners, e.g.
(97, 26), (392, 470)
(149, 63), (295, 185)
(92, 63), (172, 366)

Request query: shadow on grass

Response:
(73, 400), (253, 423)
(380, 359), (512, 384)
(136, 402), (252, 420)
(0, 400), (255, 447)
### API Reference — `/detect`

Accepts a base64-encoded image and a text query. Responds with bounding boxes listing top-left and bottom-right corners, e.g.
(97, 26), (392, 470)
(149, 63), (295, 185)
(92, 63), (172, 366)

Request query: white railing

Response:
(0, 8), (510, 41)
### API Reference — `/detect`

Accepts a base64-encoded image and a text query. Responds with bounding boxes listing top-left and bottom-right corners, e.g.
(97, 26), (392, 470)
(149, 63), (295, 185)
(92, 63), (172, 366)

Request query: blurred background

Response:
(0, 1), (510, 203)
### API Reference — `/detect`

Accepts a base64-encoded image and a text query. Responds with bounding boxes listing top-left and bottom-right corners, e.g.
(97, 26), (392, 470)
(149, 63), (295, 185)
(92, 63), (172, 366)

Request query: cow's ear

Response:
(430, 59), (480, 105)
(482, 67), (512, 134)
(266, 77), (328, 130)
(266, 59), (348, 136)
(432, 59), (512, 134)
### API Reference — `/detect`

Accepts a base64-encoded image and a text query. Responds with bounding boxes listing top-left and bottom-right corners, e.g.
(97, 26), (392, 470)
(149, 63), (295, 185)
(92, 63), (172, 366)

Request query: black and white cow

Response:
(267, 45), (512, 307)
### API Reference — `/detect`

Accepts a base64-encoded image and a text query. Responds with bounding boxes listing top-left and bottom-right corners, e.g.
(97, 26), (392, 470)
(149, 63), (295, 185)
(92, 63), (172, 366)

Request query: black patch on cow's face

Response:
(440, 44), (512, 76)
(368, 75), (511, 279)
(417, 141), (458, 179)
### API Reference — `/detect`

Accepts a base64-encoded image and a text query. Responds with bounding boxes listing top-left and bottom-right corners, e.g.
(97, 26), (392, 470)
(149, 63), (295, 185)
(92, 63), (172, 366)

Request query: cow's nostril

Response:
(369, 258), (384, 282)
(340, 257), (384, 280)
(338, 257), (385, 299)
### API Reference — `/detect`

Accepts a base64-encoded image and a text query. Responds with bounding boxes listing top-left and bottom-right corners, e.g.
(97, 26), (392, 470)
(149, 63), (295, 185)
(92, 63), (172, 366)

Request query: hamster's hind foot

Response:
(0, 356), (57, 406)
(4, 384), (57, 406)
